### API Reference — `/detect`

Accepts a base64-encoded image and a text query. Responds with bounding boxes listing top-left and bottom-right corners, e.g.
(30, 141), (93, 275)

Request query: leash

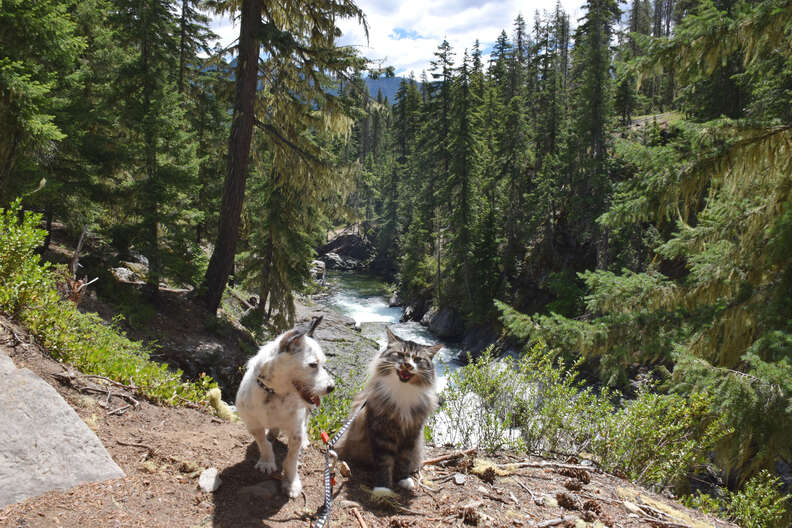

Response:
(313, 401), (366, 528)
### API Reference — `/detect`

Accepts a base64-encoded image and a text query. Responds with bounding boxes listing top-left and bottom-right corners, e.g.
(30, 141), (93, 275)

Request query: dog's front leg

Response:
(250, 427), (277, 474)
(281, 429), (304, 498)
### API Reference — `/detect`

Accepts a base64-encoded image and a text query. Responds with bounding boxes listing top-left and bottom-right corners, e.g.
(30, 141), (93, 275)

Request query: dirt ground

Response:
(0, 316), (737, 528)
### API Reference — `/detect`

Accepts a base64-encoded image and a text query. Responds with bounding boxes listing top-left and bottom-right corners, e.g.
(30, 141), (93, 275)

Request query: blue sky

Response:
(210, 0), (584, 77)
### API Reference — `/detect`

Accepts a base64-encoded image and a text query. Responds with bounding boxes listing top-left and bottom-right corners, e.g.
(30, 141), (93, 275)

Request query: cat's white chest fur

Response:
(376, 374), (436, 425)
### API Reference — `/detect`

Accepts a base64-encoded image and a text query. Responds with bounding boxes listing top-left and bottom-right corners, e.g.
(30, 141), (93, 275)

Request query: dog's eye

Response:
(308, 362), (318, 369)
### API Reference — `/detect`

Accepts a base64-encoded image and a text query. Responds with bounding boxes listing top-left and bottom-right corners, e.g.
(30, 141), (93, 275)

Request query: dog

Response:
(235, 316), (334, 498)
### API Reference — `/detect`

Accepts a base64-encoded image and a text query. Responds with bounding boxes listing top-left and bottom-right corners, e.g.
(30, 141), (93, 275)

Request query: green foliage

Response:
(307, 369), (361, 442)
(727, 470), (790, 528)
(0, 200), (216, 404)
(683, 471), (791, 528)
(596, 381), (731, 487)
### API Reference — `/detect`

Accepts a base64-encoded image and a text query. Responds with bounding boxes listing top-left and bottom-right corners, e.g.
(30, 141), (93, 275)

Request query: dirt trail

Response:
(0, 316), (736, 528)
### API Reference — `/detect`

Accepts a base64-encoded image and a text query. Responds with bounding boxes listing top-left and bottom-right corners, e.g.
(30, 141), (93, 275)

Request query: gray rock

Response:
(194, 341), (224, 362)
(453, 473), (466, 485)
(321, 252), (361, 271)
(198, 467), (222, 493)
(428, 307), (464, 339)
(310, 260), (326, 282)
(388, 291), (403, 307)
(420, 306), (438, 327)
(110, 266), (140, 283)
(0, 350), (125, 508)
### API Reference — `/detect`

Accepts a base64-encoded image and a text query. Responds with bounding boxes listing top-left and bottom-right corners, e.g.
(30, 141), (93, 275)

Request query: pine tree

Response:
(0, 0), (84, 203)
(202, 0), (367, 312)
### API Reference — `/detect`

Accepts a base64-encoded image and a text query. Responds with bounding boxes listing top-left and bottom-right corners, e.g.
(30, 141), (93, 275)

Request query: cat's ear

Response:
(425, 344), (443, 358)
(386, 326), (403, 344)
(280, 328), (305, 353)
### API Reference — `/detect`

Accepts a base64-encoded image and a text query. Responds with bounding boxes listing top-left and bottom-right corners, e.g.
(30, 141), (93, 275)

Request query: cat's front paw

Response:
(283, 476), (302, 498)
(254, 458), (277, 474)
(397, 477), (415, 490)
(370, 486), (399, 502)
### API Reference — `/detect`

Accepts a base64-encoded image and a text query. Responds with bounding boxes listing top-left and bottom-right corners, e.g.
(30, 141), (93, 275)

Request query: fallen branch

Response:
(422, 448), (476, 466)
(350, 507), (368, 528)
(108, 404), (132, 416)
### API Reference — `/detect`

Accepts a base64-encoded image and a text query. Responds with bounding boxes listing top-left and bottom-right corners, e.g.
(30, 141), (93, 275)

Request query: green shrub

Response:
(432, 342), (614, 455)
(728, 470), (790, 528)
(594, 380), (732, 488)
(307, 370), (360, 442)
(0, 200), (216, 404)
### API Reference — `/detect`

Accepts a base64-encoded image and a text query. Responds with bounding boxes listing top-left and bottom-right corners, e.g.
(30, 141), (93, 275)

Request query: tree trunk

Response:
(202, 0), (260, 313)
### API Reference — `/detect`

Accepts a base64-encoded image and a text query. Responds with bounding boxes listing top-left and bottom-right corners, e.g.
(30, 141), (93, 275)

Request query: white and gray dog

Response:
(235, 316), (334, 498)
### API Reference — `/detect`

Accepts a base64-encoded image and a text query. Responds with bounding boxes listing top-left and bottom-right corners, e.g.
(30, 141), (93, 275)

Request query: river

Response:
(318, 271), (463, 391)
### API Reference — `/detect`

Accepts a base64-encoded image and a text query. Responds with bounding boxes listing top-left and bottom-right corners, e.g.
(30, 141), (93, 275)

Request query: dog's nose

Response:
(326, 384), (335, 394)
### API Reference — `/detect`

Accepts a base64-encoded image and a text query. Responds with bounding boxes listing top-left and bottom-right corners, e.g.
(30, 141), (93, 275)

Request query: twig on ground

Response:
(116, 439), (153, 450)
(422, 448), (477, 466)
(108, 404), (132, 416)
(533, 516), (578, 527)
(350, 507), (368, 528)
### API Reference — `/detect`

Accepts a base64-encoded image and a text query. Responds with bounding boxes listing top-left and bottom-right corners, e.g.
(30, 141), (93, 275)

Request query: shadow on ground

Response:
(211, 442), (297, 527)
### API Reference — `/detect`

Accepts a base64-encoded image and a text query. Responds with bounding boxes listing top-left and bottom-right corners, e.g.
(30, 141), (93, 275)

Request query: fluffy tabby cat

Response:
(337, 327), (441, 494)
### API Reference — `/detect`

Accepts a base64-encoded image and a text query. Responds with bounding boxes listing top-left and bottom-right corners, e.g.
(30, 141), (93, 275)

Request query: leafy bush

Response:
(0, 200), (216, 404)
(594, 380), (731, 488)
(432, 342), (613, 455)
(682, 471), (790, 528)
(728, 470), (790, 528)
(307, 366), (361, 442)
(435, 338), (732, 490)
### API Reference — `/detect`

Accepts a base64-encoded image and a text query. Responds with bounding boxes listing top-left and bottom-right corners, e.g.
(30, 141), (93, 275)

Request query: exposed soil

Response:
(0, 318), (736, 528)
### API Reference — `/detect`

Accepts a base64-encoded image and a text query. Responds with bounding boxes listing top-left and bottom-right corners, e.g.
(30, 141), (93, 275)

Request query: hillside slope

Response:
(0, 316), (736, 528)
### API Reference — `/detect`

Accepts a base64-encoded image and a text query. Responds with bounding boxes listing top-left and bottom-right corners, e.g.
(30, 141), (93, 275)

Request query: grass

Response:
(1, 199), (216, 404)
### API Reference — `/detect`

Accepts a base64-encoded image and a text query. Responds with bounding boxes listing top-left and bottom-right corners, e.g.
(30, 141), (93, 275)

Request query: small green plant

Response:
(727, 470), (790, 528)
(307, 371), (361, 442)
(0, 200), (216, 404)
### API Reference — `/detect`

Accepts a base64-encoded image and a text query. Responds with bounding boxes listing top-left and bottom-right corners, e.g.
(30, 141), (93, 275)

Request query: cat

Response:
(336, 327), (441, 495)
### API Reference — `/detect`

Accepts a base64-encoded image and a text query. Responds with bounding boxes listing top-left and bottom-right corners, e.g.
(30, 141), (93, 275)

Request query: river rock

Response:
(428, 307), (464, 339)
(420, 306), (438, 327)
(388, 291), (403, 307)
(461, 326), (500, 360)
(309, 260), (326, 282)
(0, 349), (125, 508)
(321, 252), (361, 271)
(319, 233), (374, 262)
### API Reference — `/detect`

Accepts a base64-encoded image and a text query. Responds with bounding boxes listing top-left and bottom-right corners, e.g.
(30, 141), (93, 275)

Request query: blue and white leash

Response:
(313, 401), (366, 528)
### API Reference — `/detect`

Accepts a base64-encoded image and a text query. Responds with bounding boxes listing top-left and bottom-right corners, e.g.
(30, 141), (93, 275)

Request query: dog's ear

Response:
(279, 329), (306, 353)
(307, 315), (323, 337)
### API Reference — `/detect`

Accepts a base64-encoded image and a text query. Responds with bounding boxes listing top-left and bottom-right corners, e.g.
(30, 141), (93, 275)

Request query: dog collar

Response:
(256, 376), (276, 394)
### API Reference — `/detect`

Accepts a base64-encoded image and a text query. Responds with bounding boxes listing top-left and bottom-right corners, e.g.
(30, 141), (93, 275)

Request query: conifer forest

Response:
(2, 0), (791, 523)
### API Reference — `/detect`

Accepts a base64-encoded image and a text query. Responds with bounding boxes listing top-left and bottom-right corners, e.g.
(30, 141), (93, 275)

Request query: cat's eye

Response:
(308, 362), (318, 368)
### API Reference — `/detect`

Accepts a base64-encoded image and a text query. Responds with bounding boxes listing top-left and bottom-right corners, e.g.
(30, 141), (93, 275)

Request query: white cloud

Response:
(209, 0), (585, 76)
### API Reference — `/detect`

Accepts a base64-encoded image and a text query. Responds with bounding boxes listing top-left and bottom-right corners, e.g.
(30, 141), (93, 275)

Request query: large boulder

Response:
(320, 251), (361, 271)
(0, 350), (125, 508)
(319, 233), (374, 262)
(428, 307), (465, 339)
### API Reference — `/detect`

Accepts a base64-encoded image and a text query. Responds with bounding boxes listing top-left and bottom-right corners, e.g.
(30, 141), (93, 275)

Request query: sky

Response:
(209, 0), (585, 77)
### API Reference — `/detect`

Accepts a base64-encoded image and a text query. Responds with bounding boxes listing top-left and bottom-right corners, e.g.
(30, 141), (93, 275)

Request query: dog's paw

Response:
(370, 487), (399, 502)
(397, 477), (415, 490)
(283, 477), (302, 498)
(254, 458), (277, 474)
